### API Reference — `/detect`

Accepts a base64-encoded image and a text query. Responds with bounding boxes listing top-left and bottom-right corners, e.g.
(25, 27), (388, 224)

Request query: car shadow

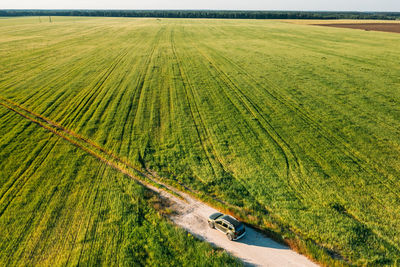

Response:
(236, 227), (290, 266)
(237, 227), (289, 250)
(242, 260), (257, 267)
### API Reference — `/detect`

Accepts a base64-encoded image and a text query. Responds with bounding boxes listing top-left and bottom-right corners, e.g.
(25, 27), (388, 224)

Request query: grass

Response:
(0, 107), (241, 266)
(1, 16), (400, 265)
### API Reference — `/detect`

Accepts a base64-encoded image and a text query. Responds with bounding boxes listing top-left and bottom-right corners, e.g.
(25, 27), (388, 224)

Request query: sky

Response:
(1, 0), (400, 12)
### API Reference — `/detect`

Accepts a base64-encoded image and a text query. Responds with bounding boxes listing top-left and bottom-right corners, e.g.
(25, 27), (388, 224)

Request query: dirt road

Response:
(154, 186), (318, 267)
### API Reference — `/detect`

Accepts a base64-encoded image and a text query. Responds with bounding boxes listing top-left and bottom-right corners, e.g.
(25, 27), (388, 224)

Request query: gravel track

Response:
(153, 186), (318, 267)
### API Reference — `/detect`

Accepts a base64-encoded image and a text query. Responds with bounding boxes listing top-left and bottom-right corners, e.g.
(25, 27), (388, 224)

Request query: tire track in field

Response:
(171, 31), (230, 186)
(209, 46), (400, 204)
(171, 51), (291, 202)
(0, 96), (186, 206)
(24, 138), (80, 264)
(0, 113), (33, 159)
(47, 42), (129, 126)
(79, 163), (108, 265)
(0, 134), (58, 218)
(169, 29), (273, 213)
(0, 106), (15, 121)
(191, 44), (308, 196)
(204, 46), (400, 202)
(17, 51), (95, 108)
(74, 33), (152, 134)
(1, 29), (107, 99)
(206, 43), (399, 193)
(60, 49), (130, 129)
(3, 137), (60, 265)
(71, 160), (107, 266)
(0, 97), (180, 199)
(123, 27), (166, 158)
(169, 29), (219, 179)
(0, 134), (48, 212)
(17, 39), (130, 113)
(212, 38), (397, 163)
(75, 66), (127, 132)
(1, 24), (111, 77)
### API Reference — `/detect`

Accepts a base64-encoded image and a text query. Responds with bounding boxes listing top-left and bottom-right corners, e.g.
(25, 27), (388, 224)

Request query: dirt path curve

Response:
(153, 186), (318, 267)
(0, 97), (318, 267)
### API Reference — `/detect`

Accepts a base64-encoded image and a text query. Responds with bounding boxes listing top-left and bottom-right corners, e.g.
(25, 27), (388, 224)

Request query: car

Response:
(207, 212), (246, 241)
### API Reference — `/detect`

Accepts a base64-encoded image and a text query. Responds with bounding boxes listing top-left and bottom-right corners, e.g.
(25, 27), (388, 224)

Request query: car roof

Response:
(221, 215), (241, 227)
(209, 212), (223, 220)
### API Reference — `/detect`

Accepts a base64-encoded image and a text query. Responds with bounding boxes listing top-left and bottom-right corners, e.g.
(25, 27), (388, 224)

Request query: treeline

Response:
(1, 9), (400, 20)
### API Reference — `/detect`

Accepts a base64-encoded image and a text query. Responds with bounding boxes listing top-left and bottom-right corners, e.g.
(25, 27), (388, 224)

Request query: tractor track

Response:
(204, 44), (400, 206)
(0, 97), (175, 196)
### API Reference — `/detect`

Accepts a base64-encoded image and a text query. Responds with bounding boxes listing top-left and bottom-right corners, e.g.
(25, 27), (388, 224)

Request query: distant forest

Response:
(1, 10), (400, 20)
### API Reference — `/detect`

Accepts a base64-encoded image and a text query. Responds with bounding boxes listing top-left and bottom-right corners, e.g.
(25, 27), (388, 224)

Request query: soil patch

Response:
(315, 23), (400, 34)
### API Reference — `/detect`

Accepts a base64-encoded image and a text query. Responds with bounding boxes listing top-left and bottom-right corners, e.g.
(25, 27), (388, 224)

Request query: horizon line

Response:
(1, 8), (400, 13)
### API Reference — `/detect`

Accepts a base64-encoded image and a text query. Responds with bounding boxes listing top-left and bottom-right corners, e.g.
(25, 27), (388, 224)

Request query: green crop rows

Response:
(1, 17), (400, 265)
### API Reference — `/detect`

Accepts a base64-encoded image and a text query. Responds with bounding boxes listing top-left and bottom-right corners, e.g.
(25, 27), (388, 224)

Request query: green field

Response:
(1, 16), (400, 265)
(0, 99), (240, 266)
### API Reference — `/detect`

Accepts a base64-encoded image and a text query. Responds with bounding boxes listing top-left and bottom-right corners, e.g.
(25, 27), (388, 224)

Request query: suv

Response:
(208, 212), (246, 241)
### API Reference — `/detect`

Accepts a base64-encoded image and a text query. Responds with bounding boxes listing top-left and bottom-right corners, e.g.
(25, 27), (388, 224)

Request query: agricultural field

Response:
(1, 16), (400, 265)
(0, 100), (240, 266)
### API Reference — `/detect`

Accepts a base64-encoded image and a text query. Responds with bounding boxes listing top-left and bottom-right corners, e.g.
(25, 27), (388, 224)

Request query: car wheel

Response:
(227, 233), (233, 241)
(208, 221), (215, 229)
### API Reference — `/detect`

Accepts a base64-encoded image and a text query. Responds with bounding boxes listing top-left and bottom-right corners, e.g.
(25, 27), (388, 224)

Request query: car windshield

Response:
(209, 212), (223, 219)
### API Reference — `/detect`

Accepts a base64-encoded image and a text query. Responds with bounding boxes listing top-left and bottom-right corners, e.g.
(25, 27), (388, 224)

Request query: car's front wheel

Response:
(227, 233), (233, 241)
(208, 221), (215, 229)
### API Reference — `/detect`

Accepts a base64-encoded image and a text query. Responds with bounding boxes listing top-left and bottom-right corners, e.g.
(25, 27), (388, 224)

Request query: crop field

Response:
(0, 101), (240, 266)
(1, 17), (400, 265)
